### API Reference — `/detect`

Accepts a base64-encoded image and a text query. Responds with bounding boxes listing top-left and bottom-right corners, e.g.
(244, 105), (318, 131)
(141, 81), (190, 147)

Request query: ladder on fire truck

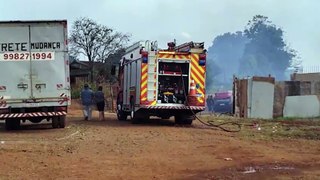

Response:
(145, 41), (158, 102)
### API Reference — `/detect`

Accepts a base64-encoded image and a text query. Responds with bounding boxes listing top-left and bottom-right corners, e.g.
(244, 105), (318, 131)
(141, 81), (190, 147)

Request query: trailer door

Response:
(29, 22), (68, 99)
(0, 23), (32, 100)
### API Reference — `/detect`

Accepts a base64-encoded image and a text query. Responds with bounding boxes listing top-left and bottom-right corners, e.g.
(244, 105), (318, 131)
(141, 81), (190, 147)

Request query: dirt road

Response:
(0, 108), (320, 179)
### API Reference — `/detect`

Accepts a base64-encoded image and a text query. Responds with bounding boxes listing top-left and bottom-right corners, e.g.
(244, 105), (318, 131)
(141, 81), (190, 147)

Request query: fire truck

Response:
(116, 41), (206, 124)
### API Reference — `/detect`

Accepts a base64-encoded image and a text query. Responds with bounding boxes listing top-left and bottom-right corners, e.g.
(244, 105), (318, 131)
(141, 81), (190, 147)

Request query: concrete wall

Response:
(291, 73), (320, 94)
(248, 80), (274, 119)
(291, 73), (320, 82)
(283, 95), (320, 118)
(235, 75), (320, 119)
(274, 81), (320, 118)
(234, 76), (275, 119)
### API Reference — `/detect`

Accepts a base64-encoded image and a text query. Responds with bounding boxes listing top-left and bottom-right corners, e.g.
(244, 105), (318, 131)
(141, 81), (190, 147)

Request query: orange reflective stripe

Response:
(140, 63), (148, 102)
(190, 53), (206, 104)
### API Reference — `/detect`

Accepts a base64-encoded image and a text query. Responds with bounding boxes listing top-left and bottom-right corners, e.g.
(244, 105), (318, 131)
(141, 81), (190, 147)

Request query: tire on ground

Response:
(117, 104), (127, 121)
(175, 114), (194, 125)
(161, 116), (171, 120)
(59, 115), (66, 128)
(131, 111), (148, 124)
(5, 119), (21, 130)
(52, 116), (59, 128)
(29, 117), (43, 123)
(131, 110), (140, 124)
(182, 115), (194, 125)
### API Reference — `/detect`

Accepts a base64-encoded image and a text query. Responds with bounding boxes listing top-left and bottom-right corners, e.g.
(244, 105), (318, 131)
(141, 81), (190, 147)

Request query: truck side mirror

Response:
(111, 65), (116, 75)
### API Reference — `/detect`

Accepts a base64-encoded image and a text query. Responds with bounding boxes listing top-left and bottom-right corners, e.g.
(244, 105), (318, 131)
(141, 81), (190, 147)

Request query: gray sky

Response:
(1, 0), (319, 66)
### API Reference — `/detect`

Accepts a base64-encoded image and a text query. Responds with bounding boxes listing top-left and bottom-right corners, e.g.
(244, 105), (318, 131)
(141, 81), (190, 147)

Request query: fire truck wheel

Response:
(131, 110), (142, 124)
(182, 117), (193, 125)
(175, 115), (194, 125)
(5, 119), (20, 130)
(132, 118), (142, 124)
(118, 112), (127, 121)
(131, 110), (137, 123)
(131, 111), (149, 124)
(59, 116), (66, 128)
(52, 117), (59, 128)
(117, 105), (127, 121)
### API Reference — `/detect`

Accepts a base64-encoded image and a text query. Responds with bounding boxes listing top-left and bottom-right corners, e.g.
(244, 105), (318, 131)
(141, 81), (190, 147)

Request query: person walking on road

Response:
(94, 86), (106, 121)
(80, 84), (94, 120)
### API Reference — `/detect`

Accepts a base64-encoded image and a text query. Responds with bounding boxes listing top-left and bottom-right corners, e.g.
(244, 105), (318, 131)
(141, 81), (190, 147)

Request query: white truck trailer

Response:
(0, 20), (70, 130)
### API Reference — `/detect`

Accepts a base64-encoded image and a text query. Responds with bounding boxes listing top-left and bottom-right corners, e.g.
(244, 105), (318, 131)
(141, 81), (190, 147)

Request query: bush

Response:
(71, 81), (97, 99)
(71, 88), (81, 99)
(71, 80), (117, 112)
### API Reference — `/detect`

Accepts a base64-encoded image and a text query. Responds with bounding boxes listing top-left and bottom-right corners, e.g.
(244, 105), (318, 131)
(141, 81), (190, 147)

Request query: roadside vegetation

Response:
(200, 115), (320, 140)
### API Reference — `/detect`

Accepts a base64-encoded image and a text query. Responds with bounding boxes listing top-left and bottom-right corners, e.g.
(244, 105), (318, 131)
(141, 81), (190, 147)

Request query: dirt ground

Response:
(0, 102), (320, 179)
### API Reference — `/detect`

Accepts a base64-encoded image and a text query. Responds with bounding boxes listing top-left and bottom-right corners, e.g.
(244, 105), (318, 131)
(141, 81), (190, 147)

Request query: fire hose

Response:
(179, 67), (241, 132)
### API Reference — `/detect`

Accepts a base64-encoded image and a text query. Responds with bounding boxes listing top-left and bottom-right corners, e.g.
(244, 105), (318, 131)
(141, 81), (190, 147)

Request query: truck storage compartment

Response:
(157, 62), (189, 104)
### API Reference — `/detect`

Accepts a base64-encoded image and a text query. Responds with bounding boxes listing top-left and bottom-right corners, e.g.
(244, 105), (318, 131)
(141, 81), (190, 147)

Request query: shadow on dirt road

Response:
(0, 114), (180, 132)
(69, 116), (177, 128)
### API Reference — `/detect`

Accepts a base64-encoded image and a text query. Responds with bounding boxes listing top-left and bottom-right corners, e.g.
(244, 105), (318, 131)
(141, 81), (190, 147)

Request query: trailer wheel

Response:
(174, 115), (183, 124)
(117, 104), (127, 121)
(5, 119), (20, 130)
(161, 116), (171, 120)
(58, 115), (66, 128)
(52, 117), (59, 128)
(29, 117), (43, 123)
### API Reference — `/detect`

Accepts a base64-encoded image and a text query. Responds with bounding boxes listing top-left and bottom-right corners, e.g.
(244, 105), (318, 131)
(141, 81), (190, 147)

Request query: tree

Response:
(239, 15), (297, 80)
(69, 17), (130, 82)
(97, 48), (126, 84)
(206, 59), (221, 91)
(207, 32), (248, 90)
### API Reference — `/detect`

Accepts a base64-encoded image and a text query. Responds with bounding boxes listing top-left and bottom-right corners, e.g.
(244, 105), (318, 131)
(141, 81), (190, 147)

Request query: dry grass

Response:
(199, 115), (320, 140)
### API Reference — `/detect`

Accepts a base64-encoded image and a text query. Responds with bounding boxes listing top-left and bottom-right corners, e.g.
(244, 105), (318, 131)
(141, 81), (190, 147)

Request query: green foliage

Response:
(206, 15), (299, 91)
(206, 59), (221, 91)
(207, 31), (248, 90)
(239, 15), (297, 80)
(71, 88), (81, 99)
(71, 81), (97, 99)
(200, 115), (320, 140)
(69, 17), (130, 82)
(97, 48), (125, 84)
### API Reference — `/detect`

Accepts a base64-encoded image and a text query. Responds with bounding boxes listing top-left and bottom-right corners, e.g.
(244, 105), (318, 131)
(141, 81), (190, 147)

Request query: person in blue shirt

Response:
(80, 84), (94, 120)
(94, 86), (105, 121)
